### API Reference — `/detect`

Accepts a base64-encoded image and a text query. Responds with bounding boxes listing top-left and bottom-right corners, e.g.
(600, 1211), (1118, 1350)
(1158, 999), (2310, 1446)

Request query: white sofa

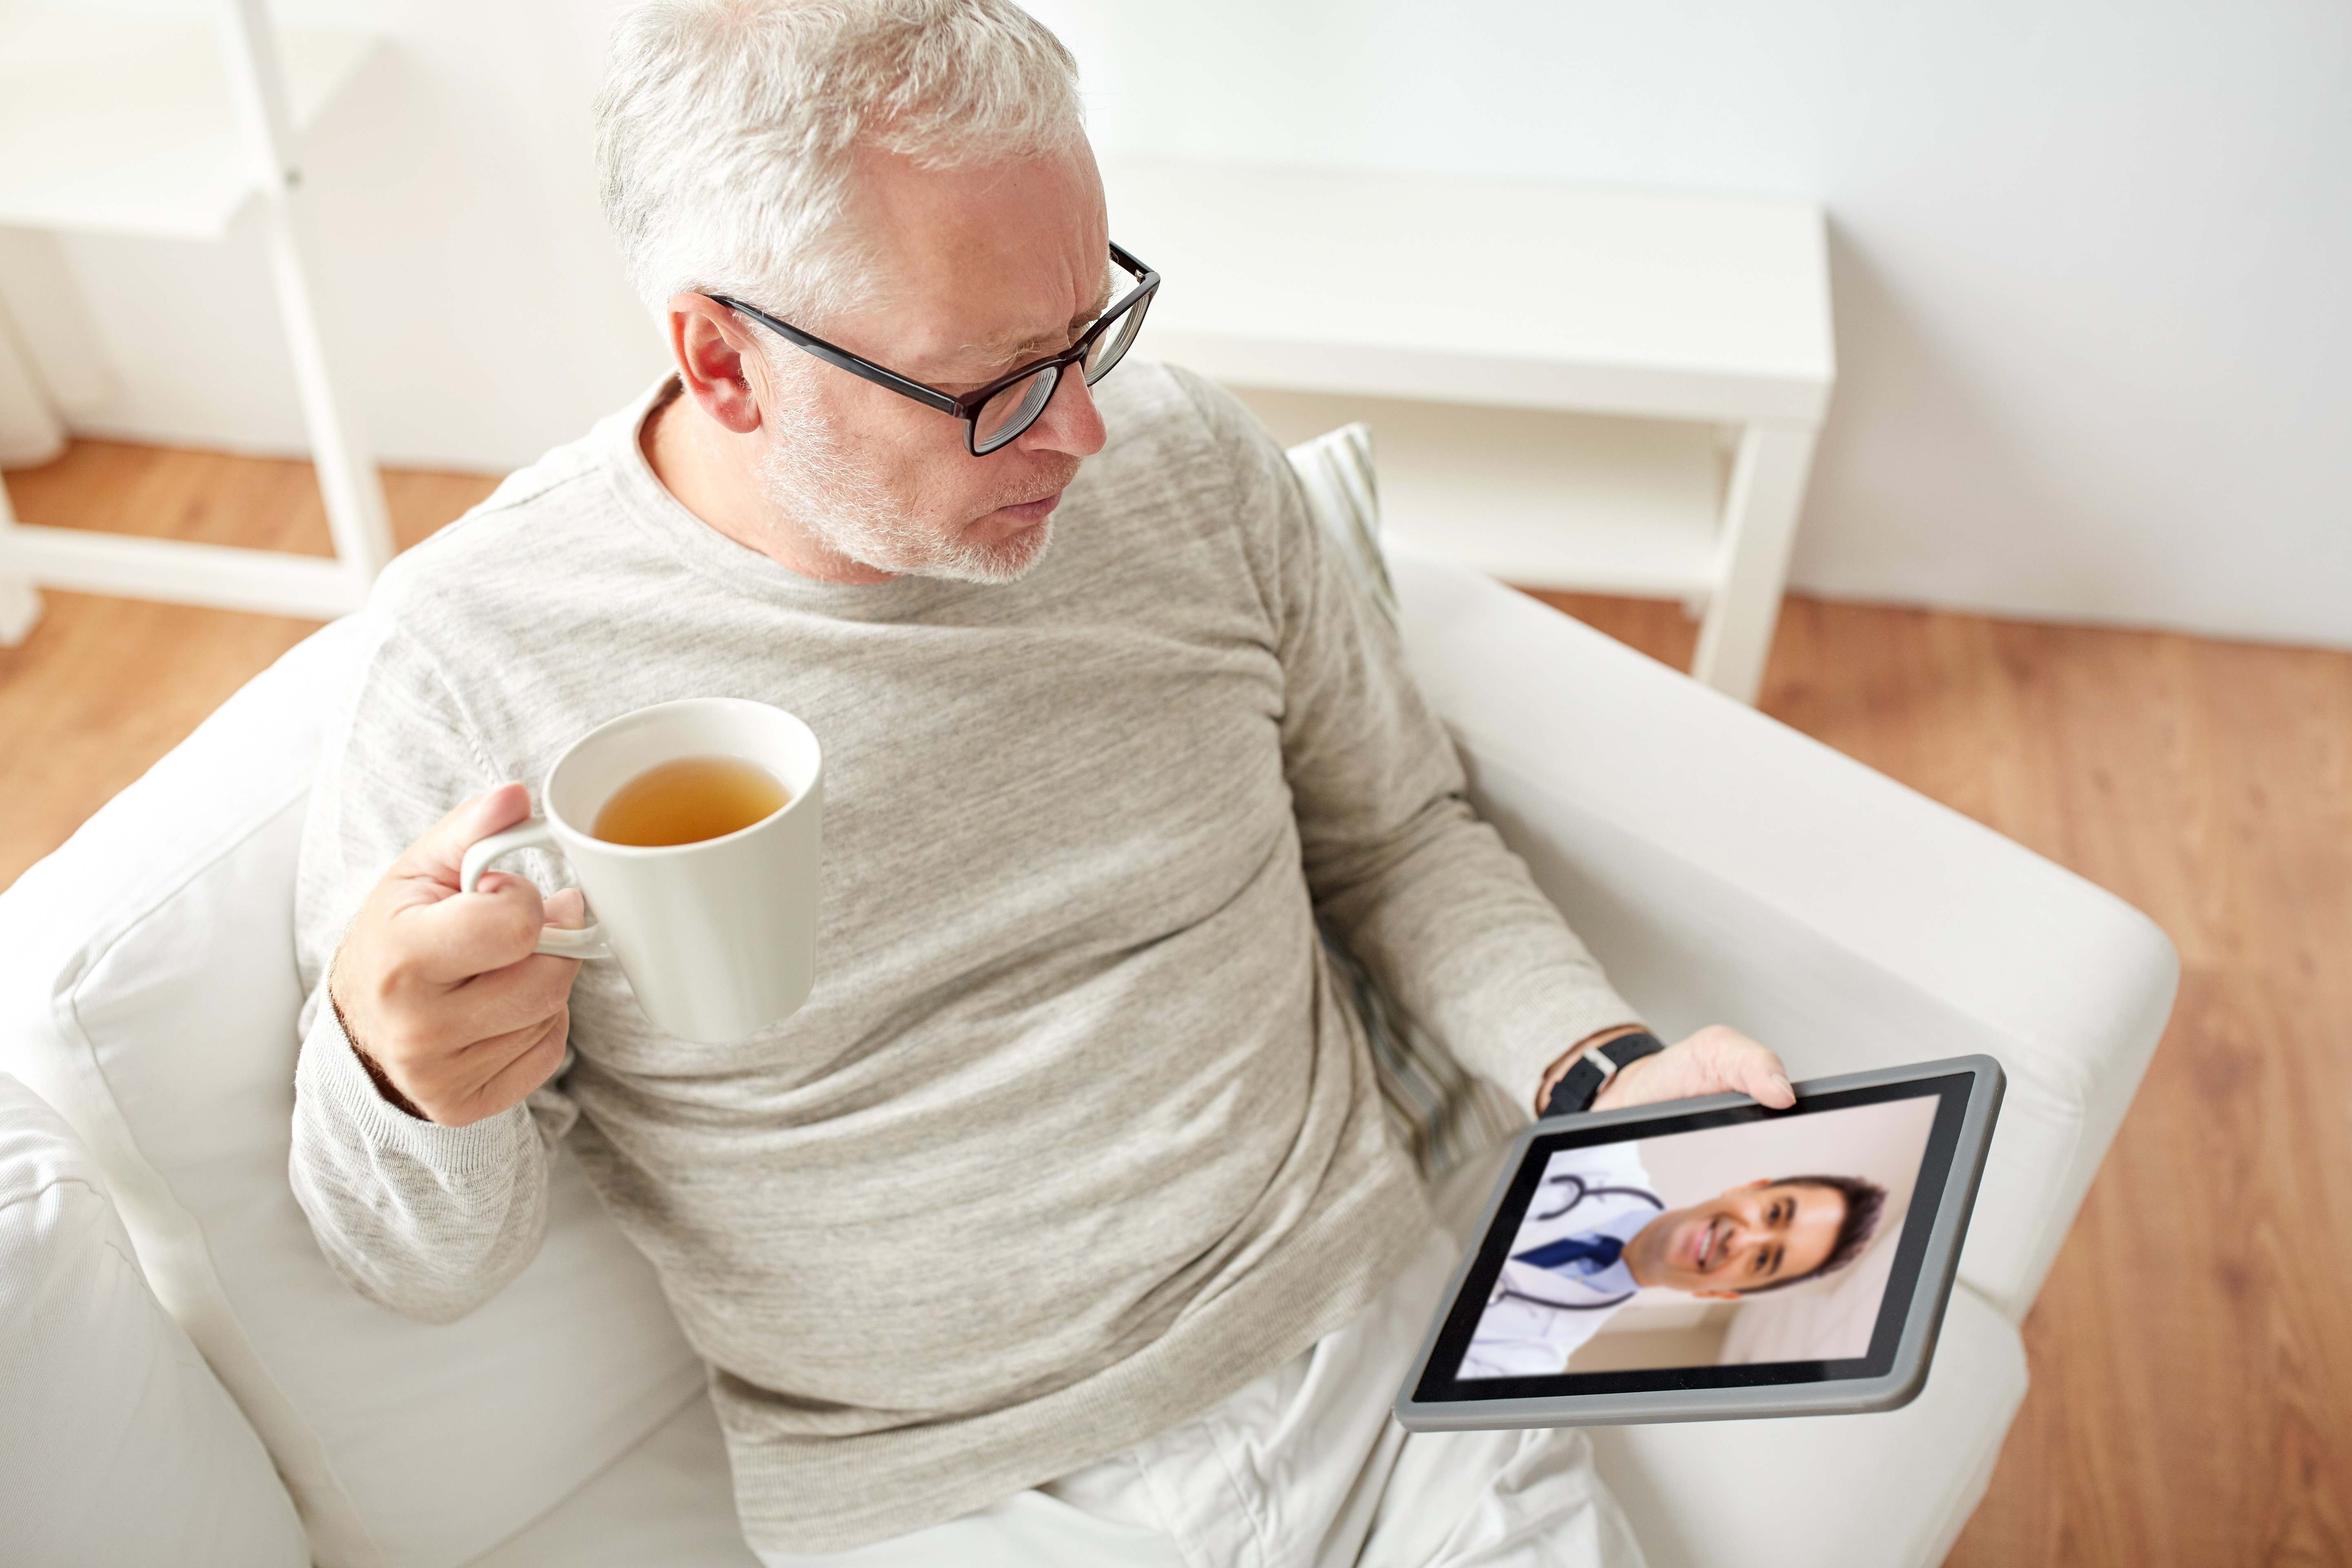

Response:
(0, 533), (2174, 1568)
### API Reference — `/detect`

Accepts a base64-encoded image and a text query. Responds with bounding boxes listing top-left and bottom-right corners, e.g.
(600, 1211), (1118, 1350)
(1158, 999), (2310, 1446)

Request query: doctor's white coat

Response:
(1457, 1137), (1664, 1380)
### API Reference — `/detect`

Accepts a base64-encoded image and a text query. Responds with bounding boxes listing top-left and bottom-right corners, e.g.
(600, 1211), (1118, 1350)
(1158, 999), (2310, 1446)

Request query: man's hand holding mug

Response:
(328, 699), (827, 1125)
(328, 784), (585, 1128)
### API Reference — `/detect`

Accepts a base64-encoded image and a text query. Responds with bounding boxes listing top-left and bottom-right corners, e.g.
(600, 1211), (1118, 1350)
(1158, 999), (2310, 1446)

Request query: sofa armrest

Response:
(1388, 540), (2176, 1321)
(1586, 1282), (2027, 1568)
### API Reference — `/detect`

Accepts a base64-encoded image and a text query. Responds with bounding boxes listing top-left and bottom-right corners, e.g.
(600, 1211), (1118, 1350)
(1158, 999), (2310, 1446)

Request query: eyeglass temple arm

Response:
(706, 296), (962, 417)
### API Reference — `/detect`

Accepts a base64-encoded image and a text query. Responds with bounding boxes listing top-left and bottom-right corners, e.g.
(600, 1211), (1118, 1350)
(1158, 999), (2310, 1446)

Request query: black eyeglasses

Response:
(710, 242), (1160, 457)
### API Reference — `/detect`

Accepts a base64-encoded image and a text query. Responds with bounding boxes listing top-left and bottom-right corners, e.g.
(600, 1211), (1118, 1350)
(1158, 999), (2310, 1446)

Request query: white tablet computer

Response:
(1394, 1056), (2003, 1431)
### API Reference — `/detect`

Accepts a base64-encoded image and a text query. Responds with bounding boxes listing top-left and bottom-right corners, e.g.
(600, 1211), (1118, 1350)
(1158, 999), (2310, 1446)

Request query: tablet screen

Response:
(1413, 1074), (1974, 1402)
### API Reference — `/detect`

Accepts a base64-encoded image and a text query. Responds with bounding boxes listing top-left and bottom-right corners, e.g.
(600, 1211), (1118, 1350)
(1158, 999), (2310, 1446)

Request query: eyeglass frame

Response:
(707, 241), (1160, 457)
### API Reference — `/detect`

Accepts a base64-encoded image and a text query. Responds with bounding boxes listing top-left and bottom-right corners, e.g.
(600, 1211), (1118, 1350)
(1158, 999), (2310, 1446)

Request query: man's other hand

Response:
(326, 784), (584, 1127)
(1538, 1024), (1796, 1116)
(1592, 1025), (1794, 1113)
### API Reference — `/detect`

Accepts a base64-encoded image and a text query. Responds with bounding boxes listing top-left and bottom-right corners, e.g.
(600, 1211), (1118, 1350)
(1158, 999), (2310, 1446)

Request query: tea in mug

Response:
(592, 756), (790, 847)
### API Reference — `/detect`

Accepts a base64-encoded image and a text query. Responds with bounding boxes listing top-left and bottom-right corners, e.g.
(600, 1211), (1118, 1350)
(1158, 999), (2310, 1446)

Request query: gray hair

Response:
(595, 0), (1086, 327)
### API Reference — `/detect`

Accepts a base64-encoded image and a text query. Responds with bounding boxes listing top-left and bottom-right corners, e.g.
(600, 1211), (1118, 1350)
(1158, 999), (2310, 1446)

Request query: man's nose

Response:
(1018, 367), (1107, 459)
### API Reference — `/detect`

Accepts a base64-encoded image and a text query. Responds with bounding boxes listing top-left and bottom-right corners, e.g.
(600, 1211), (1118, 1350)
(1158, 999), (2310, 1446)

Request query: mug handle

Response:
(459, 818), (614, 961)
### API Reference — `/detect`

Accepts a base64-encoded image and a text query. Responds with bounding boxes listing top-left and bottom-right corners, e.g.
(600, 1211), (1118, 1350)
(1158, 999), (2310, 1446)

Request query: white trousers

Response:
(760, 1229), (1645, 1568)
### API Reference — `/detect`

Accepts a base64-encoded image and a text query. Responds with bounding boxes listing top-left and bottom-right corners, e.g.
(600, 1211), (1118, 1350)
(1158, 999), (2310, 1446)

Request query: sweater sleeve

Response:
(1172, 373), (1642, 1110)
(287, 612), (575, 1323)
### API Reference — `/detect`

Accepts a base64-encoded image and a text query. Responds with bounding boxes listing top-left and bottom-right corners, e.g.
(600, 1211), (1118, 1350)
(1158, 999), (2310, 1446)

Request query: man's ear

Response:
(667, 293), (769, 436)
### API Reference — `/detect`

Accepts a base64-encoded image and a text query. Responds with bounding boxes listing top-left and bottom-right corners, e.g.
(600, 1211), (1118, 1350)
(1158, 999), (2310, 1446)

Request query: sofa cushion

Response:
(0, 1070), (308, 1568)
(1586, 1283), (2027, 1568)
(0, 619), (706, 1568)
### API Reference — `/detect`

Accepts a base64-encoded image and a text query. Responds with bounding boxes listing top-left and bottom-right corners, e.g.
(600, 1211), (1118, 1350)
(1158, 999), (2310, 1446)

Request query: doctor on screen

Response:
(1459, 1142), (1888, 1380)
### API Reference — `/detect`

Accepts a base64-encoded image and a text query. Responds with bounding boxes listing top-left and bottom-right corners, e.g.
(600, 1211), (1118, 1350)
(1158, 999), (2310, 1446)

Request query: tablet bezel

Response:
(1393, 1055), (2004, 1432)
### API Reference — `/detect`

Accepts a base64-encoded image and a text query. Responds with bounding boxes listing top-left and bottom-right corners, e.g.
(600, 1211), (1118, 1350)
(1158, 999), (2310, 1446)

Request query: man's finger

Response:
(395, 783), (537, 890)
(1733, 1043), (1797, 1109)
(393, 873), (556, 983)
(350, 946), (574, 1058)
(1683, 1027), (1787, 1107)
(446, 953), (581, 1040)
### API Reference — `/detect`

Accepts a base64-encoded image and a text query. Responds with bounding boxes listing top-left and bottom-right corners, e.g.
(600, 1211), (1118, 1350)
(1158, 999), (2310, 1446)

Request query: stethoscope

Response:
(1490, 1171), (1665, 1312)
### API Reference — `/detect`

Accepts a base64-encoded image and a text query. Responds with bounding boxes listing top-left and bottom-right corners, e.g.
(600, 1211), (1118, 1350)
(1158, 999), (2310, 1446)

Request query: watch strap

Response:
(1543, 1030), (1667, 1118)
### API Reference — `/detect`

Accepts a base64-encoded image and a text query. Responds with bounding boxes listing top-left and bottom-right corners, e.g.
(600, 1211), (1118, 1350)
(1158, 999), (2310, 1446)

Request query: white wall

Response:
(7, 0), (2349, 645)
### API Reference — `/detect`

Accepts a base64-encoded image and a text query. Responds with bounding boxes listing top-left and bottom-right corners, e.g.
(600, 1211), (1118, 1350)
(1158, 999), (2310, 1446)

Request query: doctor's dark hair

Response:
(1737, 1175), (1889, 1294)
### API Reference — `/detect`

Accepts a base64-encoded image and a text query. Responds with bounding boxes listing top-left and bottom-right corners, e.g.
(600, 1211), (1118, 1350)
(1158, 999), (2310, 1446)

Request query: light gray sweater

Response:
(288, 363), (1633, 1552)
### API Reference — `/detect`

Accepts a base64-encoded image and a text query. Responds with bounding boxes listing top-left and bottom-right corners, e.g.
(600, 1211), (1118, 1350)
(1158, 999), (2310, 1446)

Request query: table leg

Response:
(0, 479), (46, 646)
(1694, 422), (1817, 704)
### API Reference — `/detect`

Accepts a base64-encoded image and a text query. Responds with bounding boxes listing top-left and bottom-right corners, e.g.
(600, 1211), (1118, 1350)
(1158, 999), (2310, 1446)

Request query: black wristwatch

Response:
(1542, 1030), (1668, 1118)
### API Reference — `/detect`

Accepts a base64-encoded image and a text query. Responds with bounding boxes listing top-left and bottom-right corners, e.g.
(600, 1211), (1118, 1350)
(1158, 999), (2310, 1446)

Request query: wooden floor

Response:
(0, 441), (495, 891)
(6, 443), (2350, 1565)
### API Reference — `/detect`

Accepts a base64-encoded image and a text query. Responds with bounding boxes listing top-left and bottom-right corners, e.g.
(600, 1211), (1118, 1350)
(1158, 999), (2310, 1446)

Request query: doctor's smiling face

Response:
(1621, 1179), (1857, 1299)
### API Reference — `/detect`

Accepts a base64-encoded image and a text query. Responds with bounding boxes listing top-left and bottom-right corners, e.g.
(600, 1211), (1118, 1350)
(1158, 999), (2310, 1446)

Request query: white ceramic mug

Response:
(459, 699), (823, 1044)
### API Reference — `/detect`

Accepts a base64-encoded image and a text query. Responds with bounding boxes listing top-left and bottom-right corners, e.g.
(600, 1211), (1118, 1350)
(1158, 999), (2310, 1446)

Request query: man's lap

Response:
(757, 1229), (1644, 1568)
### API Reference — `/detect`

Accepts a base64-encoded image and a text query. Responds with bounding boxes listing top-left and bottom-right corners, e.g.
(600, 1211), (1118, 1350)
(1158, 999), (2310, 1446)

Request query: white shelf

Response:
(0, 3), (375, 240)
(1231, 388), (1726, 598)
(1105, 160), (1835, 425)
(0, 0), (393, 646)
(1103, 158), (1833, 703)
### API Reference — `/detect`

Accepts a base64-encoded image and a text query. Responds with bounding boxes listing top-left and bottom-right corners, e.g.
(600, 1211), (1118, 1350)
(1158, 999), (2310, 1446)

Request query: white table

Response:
(0, 0), (391, 644)
(1103, 160), (1836, 703)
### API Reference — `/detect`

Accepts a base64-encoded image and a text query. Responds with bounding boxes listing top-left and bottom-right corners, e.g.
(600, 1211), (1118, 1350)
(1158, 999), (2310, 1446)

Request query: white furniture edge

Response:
(1109, 161), (1835, 419)
(0, 0), (392, 646)
(1146, 330), (1831, 426)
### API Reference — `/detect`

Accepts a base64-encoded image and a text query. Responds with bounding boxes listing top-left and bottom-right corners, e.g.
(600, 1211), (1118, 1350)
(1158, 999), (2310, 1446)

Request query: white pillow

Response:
(0, 620), (706, 1568)
(1286, 420), (1396, 622)
(0, 1070), (307, 1567)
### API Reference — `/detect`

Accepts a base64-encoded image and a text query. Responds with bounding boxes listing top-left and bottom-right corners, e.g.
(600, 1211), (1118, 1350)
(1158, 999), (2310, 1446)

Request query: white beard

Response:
(755, 388), (1054, 585)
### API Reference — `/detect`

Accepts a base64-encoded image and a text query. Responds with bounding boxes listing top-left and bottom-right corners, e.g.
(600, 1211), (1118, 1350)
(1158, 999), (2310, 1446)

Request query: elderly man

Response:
(291, 2), (1796, 1562)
